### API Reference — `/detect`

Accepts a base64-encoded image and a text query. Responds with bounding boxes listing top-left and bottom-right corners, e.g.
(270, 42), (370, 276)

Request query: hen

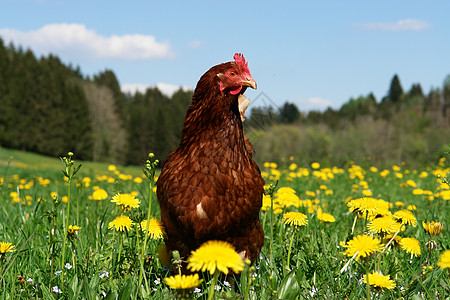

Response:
(156, 53), (265, 269)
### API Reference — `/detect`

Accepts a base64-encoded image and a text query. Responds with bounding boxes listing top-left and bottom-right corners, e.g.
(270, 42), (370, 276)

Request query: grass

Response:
(0, 149), (449, 299)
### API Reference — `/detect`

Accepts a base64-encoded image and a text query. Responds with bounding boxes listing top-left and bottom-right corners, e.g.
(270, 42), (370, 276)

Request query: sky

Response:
(0, 0), (449, 111)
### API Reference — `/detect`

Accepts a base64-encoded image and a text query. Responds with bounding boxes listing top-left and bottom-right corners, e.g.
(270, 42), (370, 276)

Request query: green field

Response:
(0, 148), (449, 299)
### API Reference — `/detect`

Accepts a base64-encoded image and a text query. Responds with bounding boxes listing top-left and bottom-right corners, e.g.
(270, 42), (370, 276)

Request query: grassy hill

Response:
(0, 146), (144, 178)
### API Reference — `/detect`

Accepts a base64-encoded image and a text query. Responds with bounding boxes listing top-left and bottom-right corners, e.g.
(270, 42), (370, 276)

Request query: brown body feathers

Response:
(156, 54), (264, 268)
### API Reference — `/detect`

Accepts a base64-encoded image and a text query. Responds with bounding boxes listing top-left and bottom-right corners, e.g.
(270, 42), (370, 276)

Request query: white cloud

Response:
(354, 19), (431, 31)
(121, 83), (192, 97)
(293, 97), (334, 112)
(0, 23), (173, 60)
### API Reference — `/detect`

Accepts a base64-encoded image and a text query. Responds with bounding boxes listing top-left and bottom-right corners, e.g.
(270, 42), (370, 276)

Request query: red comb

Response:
(234, 53), (249, 72)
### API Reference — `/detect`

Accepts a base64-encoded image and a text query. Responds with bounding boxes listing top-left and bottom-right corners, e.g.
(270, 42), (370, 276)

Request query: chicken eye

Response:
(229, 71), (237, 77)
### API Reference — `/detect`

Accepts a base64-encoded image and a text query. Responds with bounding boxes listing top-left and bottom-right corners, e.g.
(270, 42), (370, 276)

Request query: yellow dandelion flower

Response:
(92, 189), (108, 200)
(399, 237), (421, 256)
(369, 166), (378, 173)
(422, 221), (443, 236)
(67, 225), (82, 234)
(311, 162), (320, 169)
(108, 164), (117, 171)
(288, 163), (298, 171)
(187, 240), (244, 275)
(419, 171), (428, 178)
(362, 271), (396, 290)
(164, 274), (203, 290)
(111, 193), (140, 211)
(108, 215), (133, 232)
(406, 204), (417, 211)
(379, 169), (390, 177)
(140, 218), (165, 239)
(317, 212), (336, 223)
(367, 216), (399, 235)
(0, 242), (16, 254)
(393, 210), (417, 227)
(406, 179), (417, 188)
(133, 177), (143, 183)
(343, 235), (383, 260)
(437, 250), (450, 269)
(412, 188), (424, 195)
(347, 197), (381, 216)
(394, 201), (404, 208)
(282, 212), (308, 226)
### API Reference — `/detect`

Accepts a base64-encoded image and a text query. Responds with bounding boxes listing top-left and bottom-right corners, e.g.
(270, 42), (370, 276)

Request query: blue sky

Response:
(1, 0), (449, 111)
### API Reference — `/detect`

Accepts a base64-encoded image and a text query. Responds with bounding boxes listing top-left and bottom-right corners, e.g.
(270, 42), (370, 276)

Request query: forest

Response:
(0, 37), (449, 168)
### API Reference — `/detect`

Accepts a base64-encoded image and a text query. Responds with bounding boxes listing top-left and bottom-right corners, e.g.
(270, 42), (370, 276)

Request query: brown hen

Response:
(156, 53), (264, 270)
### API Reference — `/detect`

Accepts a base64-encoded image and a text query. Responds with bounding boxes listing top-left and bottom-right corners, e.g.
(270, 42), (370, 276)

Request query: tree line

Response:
(245, 74), (450, 168)
(0, 39), (191, 165)
(0, 38), (449, 167)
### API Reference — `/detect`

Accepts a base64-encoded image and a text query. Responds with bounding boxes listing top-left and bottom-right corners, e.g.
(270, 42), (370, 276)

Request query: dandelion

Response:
(108, 215), (133, 232)
(362, 271), (396, 290)
(317, 212), (336, 223)
(393, 209), (417, 227)
(67, 225), (81, 235)
(188, 240), (243, 300)
(347, 197), (380, 216)
(437, 250), (450, 269)
(282, 212), (308, 226)
(367, 216), (399, 235)
(343, 235), (383, 260)
(111, 193), (140, 211)
(92, 188), (108, 200)
(140, 218), (165, 239)
(0, 242), (16, 254)
(412, 188), (424, 195)
(399, 237), (421, 257)
(164, 274), (203, 290)
(422, 221), (443, 236)
(187, 240), (244, 275)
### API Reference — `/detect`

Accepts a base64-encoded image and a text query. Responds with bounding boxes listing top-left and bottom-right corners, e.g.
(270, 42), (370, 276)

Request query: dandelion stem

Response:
(340, 251), (358, 274)
(139, 153), (158, 293)
(61, 175), (71, 285)
(383, 225), (403, 252)
(207, 270), (220, 300)
(285, 226), (296, 275)
(351, 215), (357, 235)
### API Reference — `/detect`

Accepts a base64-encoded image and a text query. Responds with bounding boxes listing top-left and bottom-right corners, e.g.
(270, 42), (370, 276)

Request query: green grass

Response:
(0, 150), (449, 299)
(0, 146), (144, 177)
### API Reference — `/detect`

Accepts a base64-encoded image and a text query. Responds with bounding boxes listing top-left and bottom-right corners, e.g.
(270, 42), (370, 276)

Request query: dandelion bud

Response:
(149, 153), (155, 158)
(68, 152), (73, 157)
(245, 258), (251, 265)
(172, 250), (181, 261)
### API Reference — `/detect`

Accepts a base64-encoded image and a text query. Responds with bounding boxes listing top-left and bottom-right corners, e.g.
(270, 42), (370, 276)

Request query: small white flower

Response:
(27, 278), (33, 283)
(214, 285), (221, 291)
(54, 270), (62, 275)
(65, 263), (72, 270)
(154, 278), (161, 285)
(99, 270), (109, 278)
(194, 287), (201, 293)
(223, 281), (231, 288)
(52, 286), (62, 294)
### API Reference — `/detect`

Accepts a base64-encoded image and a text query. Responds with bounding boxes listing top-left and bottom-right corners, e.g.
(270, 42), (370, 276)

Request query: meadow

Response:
(0, 147), (449, 299)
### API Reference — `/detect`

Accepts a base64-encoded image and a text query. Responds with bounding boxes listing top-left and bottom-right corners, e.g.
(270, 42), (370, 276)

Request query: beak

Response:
(242, 77), (257, 90)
